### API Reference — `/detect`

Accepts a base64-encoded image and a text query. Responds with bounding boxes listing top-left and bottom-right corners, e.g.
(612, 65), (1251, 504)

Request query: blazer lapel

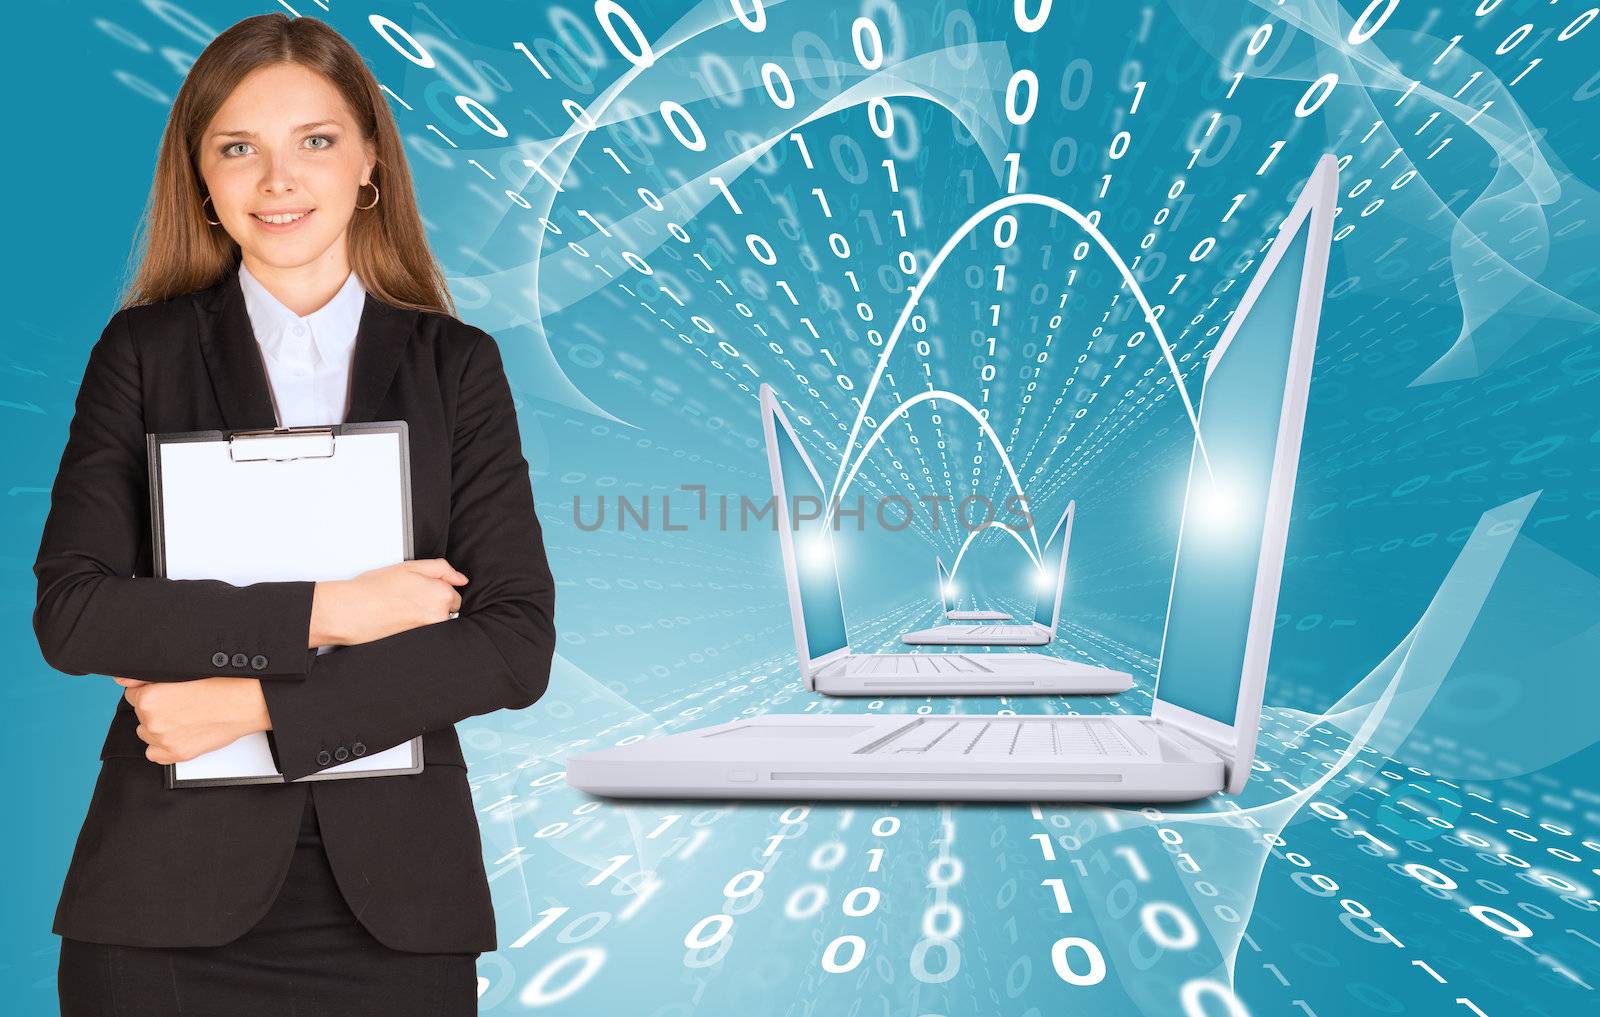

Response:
(196, 263), (416, 429)
(344, 294), (414, 425)
(195, 267), (277, 430)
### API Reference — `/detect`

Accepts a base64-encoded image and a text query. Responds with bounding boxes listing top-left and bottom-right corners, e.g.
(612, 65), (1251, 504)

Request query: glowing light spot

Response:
(1194, 478), (1237, 530)
(798, 532), (835, 571)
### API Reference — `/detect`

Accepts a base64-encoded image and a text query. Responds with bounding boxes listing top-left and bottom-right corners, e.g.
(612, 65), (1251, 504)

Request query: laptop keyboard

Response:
(962, 625), (1021, 636)
(862, 718), (1146, 758)
(842, 654), (989, 675)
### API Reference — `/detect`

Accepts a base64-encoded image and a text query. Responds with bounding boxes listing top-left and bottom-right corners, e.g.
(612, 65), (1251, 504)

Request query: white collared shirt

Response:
(237, 260), (367, 427)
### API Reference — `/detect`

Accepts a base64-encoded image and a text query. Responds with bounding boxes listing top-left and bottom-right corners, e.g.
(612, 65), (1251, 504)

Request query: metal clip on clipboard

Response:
(228, 425), (336, 462)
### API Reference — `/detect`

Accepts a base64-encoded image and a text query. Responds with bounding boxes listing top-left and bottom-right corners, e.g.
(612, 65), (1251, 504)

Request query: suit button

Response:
(334, 746), (349, 762)
(250, 654), (268, 670)
(211, 651), (230, 667)
(316, 750), (332, 766)
(351, 742), (366, 757)
(230, 653), (249, 668)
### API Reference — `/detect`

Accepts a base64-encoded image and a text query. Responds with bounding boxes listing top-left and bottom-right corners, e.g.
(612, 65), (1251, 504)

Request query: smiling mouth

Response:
(252, 209), (314, 225)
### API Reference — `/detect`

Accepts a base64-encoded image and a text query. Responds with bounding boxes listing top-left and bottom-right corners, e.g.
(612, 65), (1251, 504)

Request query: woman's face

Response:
(197, 62), (376, 273)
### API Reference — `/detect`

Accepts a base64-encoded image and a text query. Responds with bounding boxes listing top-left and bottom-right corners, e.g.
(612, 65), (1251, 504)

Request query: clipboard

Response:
(146, 421), (425, 788)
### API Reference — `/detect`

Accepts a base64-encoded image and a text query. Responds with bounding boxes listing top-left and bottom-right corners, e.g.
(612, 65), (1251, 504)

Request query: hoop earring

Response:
(201, 194), (221, 226)
(357, 181), (380, 210)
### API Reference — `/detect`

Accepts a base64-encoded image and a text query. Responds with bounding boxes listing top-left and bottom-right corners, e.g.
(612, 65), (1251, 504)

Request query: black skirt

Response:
(58, 790), (479, 1016)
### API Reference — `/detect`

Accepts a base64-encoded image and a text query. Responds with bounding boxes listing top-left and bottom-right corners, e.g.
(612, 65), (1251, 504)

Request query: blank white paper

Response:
(154, 429), (422, 783)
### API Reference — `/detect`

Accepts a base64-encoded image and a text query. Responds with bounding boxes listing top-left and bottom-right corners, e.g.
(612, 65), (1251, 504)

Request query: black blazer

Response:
(33, 263), (556, 953)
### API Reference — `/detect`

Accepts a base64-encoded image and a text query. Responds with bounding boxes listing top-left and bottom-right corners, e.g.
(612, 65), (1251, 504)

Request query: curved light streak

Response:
(945, 489), (1077, 578)
(949, 520), (1045, 576)
(824, 193), (1216, 527)
(823, 387), (1043, 562)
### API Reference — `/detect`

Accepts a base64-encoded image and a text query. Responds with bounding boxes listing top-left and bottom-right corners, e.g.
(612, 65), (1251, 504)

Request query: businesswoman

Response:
(33, 13), (555, 1015)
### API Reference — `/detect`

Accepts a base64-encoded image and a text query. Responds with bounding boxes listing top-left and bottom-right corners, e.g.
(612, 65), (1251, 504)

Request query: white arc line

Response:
(825, 388), (1043, 563)
(950, 520), (1045, 575)
(824, 192), (1215, 529)
(949, 497), (1074, 577)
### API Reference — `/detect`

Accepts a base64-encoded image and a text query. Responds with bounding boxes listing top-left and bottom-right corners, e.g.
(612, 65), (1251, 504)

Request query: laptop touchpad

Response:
(707, 725), (875, 739)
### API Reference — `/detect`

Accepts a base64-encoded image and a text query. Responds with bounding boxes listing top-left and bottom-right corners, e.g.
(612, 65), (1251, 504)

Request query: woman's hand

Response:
(115, 676), (270, 764)
(311, 558), (469, 647)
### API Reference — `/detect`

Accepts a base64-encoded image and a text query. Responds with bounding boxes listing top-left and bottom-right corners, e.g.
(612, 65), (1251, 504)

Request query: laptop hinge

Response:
(809, 649), (851, 680)
(1154, 720), (1234, 779)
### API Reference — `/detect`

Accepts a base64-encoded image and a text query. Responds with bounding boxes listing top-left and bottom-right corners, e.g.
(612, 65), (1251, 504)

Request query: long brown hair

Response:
(121, 13), (453, 316)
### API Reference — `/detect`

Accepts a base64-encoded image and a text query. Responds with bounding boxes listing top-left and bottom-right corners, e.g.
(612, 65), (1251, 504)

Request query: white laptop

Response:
(936, 557), (1012, 621)
(747, 384), (1131, 696)
(904, 503), (1074, 645)
(566, 154), (1336, 802)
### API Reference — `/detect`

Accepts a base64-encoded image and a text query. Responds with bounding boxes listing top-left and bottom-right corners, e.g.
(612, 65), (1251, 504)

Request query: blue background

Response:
(5, 1), (1599, 1014)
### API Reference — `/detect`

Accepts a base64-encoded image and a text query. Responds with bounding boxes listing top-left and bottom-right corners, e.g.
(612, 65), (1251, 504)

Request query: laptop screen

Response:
(1154, 217), (1310, 724)
(1032, 527), (1066, 627)
(773, 413), (849, 659)
(937, 560), (954, 612)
